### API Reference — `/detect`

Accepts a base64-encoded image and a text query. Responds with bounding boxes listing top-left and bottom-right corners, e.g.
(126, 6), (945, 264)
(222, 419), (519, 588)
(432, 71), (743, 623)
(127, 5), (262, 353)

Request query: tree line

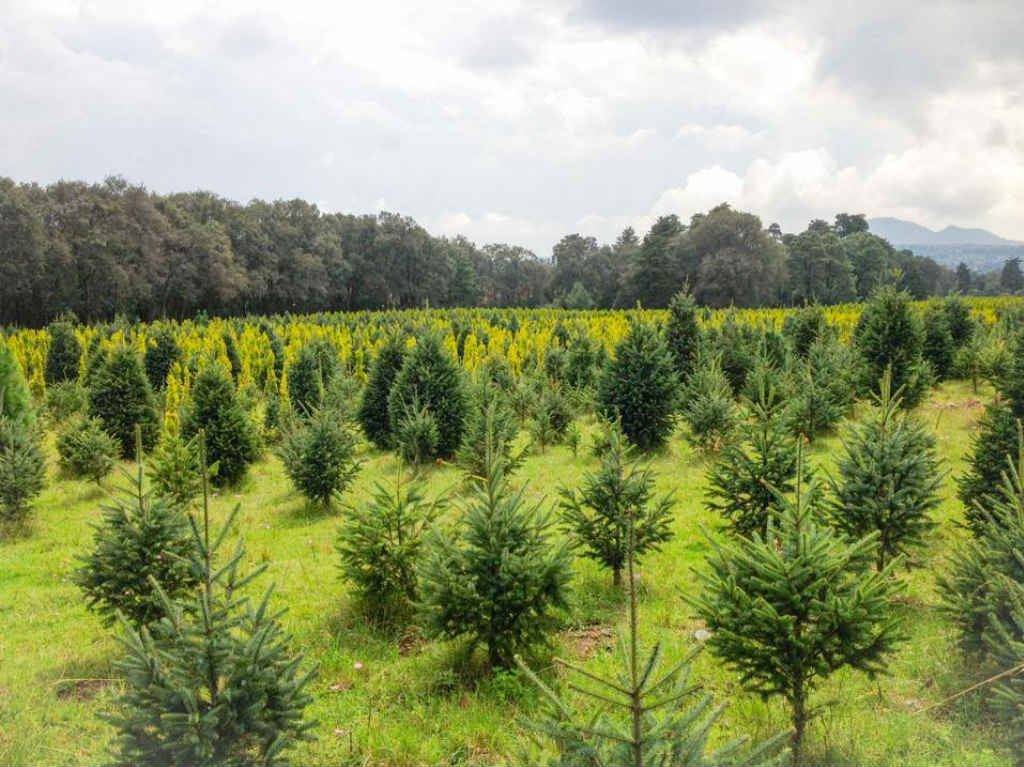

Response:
(0, 175), (964, 327)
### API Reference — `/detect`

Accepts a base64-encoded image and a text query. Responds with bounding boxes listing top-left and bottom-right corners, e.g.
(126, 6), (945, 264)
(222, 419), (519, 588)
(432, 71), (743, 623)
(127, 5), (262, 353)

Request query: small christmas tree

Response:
(706, 383), (805, 538)
(44, 319), (82, 385)
(942, 293), (975, 348)
(783, 303), (831, 358)
(559, 424), (674, 586)
(278, 408), (361, 510)
(148, 431), (207, 508)
(287, 343), (328, 417)
(518, 480), (785, 767)
(0, 339), (35, 427)
(74, 430), (197, 628)
(357, 336), (406, 449)
(181, 363), (259, 487)
(104, 447), (315, 765)
(87, 346), (160, 458)
(0, 410), (46, 526)
(853, 286), (932, 407)
(337, 463), (444, 622)
(665, 287), (701, 382)
(597, 321), (680, 451)
(827, 370), (942, 570)
(687, 460), (904, 764)
(784, 336), (857, 441)
(143, 325), (180, 391)
(56, 415), (117, 484)
(922, 302), (956, 380)
(680, 353), (738, 451)
(457, 382), (525, 478)
(388, 334), (467, 460)
(418, 425), (572, 668)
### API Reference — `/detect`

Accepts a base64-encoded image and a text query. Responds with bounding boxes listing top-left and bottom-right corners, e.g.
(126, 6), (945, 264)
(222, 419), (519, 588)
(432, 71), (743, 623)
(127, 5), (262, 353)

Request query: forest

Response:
(0, 175), (988, 327)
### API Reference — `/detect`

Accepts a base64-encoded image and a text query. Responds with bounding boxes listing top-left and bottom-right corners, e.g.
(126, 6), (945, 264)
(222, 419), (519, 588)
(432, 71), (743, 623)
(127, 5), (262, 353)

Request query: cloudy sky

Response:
(2, 0), (1022, 254)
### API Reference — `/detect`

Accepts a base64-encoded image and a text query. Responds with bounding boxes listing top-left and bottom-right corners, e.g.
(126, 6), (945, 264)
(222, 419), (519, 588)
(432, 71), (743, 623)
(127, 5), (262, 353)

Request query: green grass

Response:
(0, 380), (1012, 765)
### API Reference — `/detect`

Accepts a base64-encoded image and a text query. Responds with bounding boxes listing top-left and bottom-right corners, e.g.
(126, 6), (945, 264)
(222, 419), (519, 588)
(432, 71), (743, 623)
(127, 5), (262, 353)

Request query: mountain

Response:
(869, 217), (1017, 246)
(868, 217), (1022, 273)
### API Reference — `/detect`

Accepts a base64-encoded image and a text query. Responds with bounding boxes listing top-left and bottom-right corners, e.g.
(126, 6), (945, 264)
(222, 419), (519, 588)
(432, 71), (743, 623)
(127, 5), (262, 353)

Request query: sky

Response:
(2, 0), (1023, 255)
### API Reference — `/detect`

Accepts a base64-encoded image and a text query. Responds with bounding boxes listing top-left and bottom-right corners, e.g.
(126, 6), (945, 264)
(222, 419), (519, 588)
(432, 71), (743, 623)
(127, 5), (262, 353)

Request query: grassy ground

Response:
(0, 379), (1012, 766)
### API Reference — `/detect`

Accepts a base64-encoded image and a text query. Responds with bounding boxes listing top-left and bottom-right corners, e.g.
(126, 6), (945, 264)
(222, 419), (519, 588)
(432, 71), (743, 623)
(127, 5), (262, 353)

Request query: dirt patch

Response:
(398, 626), (427, 657)
(55, 679), (108, 701)
(564, 624), (615, 660)
(927, 398), (982, 411)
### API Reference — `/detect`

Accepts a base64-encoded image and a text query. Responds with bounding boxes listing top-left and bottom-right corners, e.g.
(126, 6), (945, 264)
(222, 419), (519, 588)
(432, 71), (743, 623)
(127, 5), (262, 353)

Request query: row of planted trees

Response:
(1, 283), (1024, 763)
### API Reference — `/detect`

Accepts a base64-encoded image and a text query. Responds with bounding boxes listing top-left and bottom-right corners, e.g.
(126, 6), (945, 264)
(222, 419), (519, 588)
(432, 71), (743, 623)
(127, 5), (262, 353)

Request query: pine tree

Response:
(826, 371), (942, 570)
(680, 354), (738, 451)
(222, 330), (243, 382)
(56, 415), (117, 484)
(287, 343), (328, 417)
(529, 382), (573, 453)
(942, 293), (975, 348)
(784, 336), (858, 441)
(393, 404), (440, 467)
(88, 346), (160, 458)
(144, 325), (180, 391)
(989, 584), (1024, 764)
(665, 287), (701, 382)
(457, 382), (525, 478)
(782, 304), (830, 359)
(387, 334), (467, 459)
(922, 302), (956, 380)
(149, 431), (206, 508)
(104, 452), (315, 765)
(0, 412), (45, 526)
(518, 494), (785, 767)
(278, 409), (361, 509)
(706, 384), (804, 539)
(853, 286), (932, 408)
(0, 339), (34, 427)
(559, 425), (674, 586)
(81, 332), (109, 391)
(597, 322), (679, 451)
(940, 426), (1024, 658)
(74, 431), (197, 628)
(181, 364), (260, 487)
(687, 461), (904, 764)
(45, 319), (82, 385)
(357, 336), (406, 449)
(337, 464), (444, 622)
(418, 428), (572, 668)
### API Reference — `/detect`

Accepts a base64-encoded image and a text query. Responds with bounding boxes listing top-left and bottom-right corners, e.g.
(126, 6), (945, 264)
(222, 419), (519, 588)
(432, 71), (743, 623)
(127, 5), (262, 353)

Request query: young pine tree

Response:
(144, 325), (180, 391)
(418, 418), (573, 668)
(0, 412), (46, 526)
(922, 302), (956, 381)
(680, 354), (738, 451)
(518, 493), (785, 767)
(74, 430), (197, 628)
(687, 461), (904, 764)
(357, 336), (406, 449)
(148, 431), (206, 508)
(705, 383), (805, 539)
(287, 342), (329, 417)
(88, 346), (160, 458)
(56, 415), (118, 484)
(827, 371), (943, 570)
(853, 286), (932, 407)
(457, 383), (525, 478)
(104, 450), (315, 765)
(45, 319), (82, 385)
(387, 334), (468, 460)
(989, 584), (1024, 764)
(337, 463), (444, 622)
(664, 287), (702, 383)
(0, 339), (35, 427)
(784, 336), (858, 441)
(559, 424), (674, 586)
(181, 364), (260, 487)
(278, 409), (361, 509)
(597, 321), (680, 451)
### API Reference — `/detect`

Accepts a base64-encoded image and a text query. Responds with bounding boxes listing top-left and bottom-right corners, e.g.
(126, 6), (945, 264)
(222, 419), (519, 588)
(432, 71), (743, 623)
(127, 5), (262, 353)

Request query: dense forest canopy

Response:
(0, 175), (989, 327)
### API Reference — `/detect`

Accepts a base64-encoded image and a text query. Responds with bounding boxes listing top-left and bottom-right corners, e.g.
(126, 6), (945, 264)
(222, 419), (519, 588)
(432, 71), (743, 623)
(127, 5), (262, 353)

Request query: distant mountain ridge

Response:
(868, 217), (1018, 246)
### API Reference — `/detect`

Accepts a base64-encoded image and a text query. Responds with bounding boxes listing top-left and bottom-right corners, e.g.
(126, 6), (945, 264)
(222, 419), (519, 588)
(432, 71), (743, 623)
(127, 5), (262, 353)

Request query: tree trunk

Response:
(791, 683), (807, 766)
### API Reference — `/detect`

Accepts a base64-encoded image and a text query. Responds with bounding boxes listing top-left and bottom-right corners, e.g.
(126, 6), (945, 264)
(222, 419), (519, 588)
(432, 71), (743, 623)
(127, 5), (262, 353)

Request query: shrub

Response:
(418, 438), (572, 668)
(181, 364), (259, 487)
(143, 325), (179, 390)
(74, 442), (197, 628)
(826, 372), (942, 570)
(56, 416), (117, 483)
(44, 320), (82, 385)
(387, 334), (467, 459)
(597, 322), (679, 451)
(0, 415), (46, 526)
(278, 409), (361, 509)
(357, 336), (406, 449)
(87, 347), (160, 458)
(559, 425), (674, 585)
(337, 466), (444, 622)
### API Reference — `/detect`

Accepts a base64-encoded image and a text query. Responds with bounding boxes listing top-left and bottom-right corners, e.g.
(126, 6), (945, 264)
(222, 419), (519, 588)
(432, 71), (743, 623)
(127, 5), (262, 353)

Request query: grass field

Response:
(0, 379), (1012, 766)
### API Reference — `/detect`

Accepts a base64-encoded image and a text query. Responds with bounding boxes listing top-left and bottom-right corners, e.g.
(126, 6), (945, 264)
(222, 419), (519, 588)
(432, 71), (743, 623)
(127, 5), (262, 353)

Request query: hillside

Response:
(869, 217), (1022, 272)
